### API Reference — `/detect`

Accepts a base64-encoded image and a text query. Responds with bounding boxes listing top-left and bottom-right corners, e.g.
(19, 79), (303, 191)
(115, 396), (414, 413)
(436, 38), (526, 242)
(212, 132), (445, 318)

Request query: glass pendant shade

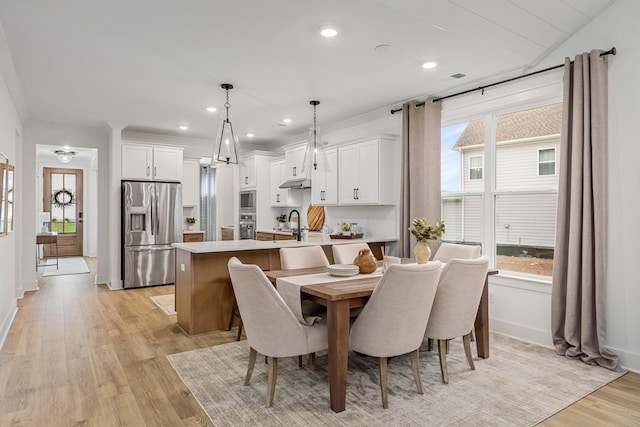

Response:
(211, 83), (240, 165)
(213, 117), (239, 165)
(302, 100), (330, 174)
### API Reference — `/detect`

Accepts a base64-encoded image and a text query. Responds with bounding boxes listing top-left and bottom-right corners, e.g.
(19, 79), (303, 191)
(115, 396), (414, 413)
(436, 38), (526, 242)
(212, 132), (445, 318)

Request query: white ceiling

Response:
(0, 0), (616, 149)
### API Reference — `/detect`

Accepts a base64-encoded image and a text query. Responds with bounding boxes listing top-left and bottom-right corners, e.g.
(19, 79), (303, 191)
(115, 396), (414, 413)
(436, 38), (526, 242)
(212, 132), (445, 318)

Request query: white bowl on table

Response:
(327, 264), (360, 277)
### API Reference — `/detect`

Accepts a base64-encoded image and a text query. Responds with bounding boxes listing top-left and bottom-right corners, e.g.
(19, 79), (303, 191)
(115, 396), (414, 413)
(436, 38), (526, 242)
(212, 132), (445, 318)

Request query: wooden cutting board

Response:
(306, 204), (325, 231)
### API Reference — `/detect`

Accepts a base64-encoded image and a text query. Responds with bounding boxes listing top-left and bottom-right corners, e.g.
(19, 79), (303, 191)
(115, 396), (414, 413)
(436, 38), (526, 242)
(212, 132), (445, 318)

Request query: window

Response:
(441, 102), (562, 278)
(538, 148), (556, 176)
(469, 156), (483, 180)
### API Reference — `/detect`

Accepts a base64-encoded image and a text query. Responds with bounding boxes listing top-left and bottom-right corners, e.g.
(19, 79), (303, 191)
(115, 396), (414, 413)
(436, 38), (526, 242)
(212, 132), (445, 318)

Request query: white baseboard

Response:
(0, 305), (18, 351)
(23, 279), (39, 293)
(490, 317), (554, 348)
(15, 287), (24, 299)
(106, 279), (123, 290)
(607, 346), (640, 373)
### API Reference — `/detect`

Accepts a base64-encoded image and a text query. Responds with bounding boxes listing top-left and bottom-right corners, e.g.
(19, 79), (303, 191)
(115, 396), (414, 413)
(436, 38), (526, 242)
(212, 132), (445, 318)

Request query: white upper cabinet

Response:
(239, 155), (257, 188)
(270, 160), (302, 207)
(182, 160), (200, 206)
(311, 148), (338, 205)
(284, 145), (308, 181)
(122, 144), (183, 182)
(338, 136), (398, 205)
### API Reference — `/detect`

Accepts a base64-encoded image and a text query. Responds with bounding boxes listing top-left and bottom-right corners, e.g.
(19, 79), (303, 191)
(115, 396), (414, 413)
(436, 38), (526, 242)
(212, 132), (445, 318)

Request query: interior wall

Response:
(0, 62), (22, 349)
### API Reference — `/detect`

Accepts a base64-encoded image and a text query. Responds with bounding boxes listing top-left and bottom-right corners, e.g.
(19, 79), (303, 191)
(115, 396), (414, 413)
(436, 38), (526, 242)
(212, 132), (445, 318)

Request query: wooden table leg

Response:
(474, 275), (490, 358)
(326, 299), (350, 413)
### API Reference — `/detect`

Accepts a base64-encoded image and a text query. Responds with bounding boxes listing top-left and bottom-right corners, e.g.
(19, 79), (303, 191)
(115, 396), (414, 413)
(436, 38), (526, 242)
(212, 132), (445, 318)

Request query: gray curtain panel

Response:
(551, 50), (619, 371)
(399, 99), (442, 258)
(200, 165), (217, 241)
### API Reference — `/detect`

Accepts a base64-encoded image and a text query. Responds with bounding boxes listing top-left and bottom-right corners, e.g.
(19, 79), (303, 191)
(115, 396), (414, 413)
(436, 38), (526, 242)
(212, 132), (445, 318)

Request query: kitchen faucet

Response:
(288, 209), (301, 241)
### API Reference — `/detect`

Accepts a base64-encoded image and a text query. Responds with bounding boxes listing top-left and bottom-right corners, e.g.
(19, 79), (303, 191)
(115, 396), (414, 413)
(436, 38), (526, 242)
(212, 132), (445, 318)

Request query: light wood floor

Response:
(1, 258), (639, 426)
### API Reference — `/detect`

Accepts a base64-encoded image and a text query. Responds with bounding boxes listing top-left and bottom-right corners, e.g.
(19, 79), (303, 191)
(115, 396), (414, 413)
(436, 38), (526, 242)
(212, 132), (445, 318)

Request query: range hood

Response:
(279, 178), (312, 189)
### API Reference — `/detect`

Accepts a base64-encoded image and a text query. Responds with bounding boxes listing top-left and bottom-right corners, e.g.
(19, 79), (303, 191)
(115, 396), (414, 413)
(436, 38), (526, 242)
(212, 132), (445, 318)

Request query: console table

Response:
(36, 232), (59, 270)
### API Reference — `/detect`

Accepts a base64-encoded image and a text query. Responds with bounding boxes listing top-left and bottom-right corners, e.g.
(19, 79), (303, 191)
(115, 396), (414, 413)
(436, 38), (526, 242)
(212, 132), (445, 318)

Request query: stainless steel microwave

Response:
(239, 190), (256, 212)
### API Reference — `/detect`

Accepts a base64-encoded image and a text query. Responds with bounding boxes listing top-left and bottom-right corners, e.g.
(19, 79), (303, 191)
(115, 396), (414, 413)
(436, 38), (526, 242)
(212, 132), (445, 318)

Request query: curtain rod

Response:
(390, 47), (616, 114)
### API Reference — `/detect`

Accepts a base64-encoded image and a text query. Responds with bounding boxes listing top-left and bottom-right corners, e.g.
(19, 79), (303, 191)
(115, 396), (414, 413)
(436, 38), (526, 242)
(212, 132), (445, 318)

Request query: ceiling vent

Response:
(450, 73), (466, 79)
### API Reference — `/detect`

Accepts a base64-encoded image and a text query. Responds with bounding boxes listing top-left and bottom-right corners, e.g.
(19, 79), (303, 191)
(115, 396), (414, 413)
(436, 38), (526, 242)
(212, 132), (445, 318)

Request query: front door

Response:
(43, 167), (83, 257)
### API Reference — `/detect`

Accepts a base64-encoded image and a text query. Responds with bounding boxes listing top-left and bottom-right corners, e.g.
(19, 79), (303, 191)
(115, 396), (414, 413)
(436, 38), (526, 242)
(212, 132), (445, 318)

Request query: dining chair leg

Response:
(437, 340), (449, 384)
(308, 352), (316, 371)
(227, 301), (236, 331)
(244, 347), (257, 386)
(463, 333), (476, 370)
(298, 355), (303, 367)
(410, 349), (423, 395)
(427, 338), (433, 351)
(445, 339), (450, 354)
(379, 357), (389, 409)
(267, 357), (278, 407)
(235, 317), (243, 341)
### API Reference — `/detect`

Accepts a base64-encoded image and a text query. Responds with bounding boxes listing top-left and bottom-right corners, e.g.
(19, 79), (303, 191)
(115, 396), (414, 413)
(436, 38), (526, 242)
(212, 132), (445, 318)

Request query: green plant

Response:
(186, 217), (197, 224)
(276, 214), (287, 223)
(408, 217), (445, 242)
(340, 222), (352, 232)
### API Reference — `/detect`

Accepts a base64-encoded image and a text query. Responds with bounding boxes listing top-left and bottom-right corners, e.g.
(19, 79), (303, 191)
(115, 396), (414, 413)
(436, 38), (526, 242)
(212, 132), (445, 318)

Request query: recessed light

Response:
(320, 27), (338, 38)
(282, 118), (292, 124)
(179, 125), (189, 130)
(246, 133), (255, 138)
(205, 106), (217, 113)
(422, 61), (437, 69)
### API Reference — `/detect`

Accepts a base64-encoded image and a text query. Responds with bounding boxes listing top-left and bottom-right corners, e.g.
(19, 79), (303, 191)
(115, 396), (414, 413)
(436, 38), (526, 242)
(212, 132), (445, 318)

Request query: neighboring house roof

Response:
(453, 103), (562, 149)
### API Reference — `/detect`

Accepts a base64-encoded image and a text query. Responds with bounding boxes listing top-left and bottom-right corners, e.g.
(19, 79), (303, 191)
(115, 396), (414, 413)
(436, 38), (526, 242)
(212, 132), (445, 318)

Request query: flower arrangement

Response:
(276, 214), (287, 223)
(186, 217), (197, 224)
(408, 217), (445, 242)
(340, 222), (352, 232)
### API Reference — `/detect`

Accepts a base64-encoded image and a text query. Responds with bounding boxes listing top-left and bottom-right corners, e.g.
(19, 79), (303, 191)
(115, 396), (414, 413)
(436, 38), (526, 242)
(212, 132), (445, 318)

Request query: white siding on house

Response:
(442, 194), (483, 244)
(462, 147), (484, 192)
(495, 193), (557, 248)
(496, 139), (560, 191)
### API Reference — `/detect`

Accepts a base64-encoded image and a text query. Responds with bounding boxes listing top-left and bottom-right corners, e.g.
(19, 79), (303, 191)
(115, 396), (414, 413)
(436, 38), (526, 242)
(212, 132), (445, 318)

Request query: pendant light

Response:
(302, 100), (329, 174)
(211, 83), (240, 165)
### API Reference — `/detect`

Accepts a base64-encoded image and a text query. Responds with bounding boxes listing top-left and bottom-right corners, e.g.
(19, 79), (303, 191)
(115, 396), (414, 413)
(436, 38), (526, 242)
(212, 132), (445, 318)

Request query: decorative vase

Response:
(188, 225), (194, 231)
(353, 249), (377, 274)
(414, 241), (431, 264)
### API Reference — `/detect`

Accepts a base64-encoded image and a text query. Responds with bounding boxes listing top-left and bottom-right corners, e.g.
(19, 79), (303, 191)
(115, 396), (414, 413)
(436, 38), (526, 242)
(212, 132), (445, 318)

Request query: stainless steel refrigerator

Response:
(122, 181), (182, 288)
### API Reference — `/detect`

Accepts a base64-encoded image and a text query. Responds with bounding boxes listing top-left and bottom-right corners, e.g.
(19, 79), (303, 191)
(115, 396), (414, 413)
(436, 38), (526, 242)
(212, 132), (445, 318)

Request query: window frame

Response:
(469, 155), (484, 180)
(537, 147), (556, 176)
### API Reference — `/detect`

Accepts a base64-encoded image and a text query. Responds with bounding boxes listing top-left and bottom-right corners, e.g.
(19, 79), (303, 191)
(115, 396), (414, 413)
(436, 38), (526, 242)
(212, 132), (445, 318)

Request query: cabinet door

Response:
(182, 160), (200, 206)
(354, 139), (379, 203)
(240, 156), (256, 188)
(285, 146), (307, 181)
(311, 148), (338, 205)
(339, 144), (359, 204)
(269, 161), (284, 206)
(153, 147), (183, 181)
(122, 145), (152, 180)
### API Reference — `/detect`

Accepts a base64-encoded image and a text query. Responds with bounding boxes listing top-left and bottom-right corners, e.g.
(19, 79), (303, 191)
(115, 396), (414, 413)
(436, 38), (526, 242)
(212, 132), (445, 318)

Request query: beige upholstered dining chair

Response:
(332, 242), (371, 264)
(424, 256), (489, 384)
(349, 262), (442, 408)
(432, 242), (481, 262)
(280, 246), (330, 270)
(227, 257), (328, 407)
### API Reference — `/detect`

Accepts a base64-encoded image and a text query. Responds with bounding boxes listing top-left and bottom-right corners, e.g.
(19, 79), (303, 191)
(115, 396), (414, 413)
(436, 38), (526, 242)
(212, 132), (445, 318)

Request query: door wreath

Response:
(52, 187), (75, 208)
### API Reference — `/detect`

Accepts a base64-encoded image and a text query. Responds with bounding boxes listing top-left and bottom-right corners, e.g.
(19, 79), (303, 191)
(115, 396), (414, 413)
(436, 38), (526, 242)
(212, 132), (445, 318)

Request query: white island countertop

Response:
(173, 234), (397, 254)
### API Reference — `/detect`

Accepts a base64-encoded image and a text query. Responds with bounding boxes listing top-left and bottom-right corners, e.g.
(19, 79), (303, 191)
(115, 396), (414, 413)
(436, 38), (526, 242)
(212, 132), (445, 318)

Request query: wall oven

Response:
(239, 213), (256, 240)
(239, 190), (256, 213)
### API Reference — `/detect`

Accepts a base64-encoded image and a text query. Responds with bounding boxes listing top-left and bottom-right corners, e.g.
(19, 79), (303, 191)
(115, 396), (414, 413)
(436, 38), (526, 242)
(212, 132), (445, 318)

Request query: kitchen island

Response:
(172, 236), (396, 335)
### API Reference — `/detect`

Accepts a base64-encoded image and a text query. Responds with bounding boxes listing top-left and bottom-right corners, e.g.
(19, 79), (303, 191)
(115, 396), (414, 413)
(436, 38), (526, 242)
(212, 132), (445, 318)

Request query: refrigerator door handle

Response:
(127, 246), (174, 252)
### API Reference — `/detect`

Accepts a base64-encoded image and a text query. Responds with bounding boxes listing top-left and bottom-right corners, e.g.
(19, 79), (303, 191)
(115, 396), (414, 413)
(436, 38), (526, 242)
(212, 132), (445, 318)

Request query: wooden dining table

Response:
(265, 263), (497, 413)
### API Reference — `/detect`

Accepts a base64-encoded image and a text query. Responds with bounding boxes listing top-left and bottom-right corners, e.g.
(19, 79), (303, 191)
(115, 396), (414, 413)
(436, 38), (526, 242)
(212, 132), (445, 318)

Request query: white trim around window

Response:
(537, 147), (556, 176)
(469, 155), (483, 180)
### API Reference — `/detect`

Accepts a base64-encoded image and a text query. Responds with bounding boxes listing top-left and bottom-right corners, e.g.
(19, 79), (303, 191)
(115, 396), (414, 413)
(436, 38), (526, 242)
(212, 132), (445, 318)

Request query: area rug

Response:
(167, 333), (624, 427)
(41, 257), (90, 277)
(150, 294), (177, 315)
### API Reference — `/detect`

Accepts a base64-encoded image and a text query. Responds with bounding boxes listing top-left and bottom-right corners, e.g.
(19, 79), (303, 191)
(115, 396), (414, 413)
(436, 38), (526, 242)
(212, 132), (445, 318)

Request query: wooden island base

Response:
(175, 242), (384, 335)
